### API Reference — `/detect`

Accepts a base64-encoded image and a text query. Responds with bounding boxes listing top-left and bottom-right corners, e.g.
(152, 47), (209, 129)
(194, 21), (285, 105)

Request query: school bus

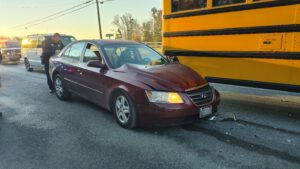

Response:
(163, 0), (300, 92)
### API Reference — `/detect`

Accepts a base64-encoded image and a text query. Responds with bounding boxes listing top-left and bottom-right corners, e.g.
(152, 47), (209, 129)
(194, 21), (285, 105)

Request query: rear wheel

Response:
(24, 58), (33, 72)
(112, 92), (137, 129)
(53, 74), (71, 101)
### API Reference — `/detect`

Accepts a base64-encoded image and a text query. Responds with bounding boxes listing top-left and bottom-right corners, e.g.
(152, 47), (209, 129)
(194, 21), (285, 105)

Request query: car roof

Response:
(26, 34), (73, 37)
(81, 40), (141, 46)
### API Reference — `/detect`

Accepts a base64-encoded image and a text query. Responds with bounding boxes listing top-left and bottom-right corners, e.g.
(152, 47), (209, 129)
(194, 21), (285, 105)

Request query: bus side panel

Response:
(166, 5), (298, 32)
(163, 1), (300, 88)
(165, 33), (286, 52)
(290, 60), (300, 85)
(179, 56), (292, 85)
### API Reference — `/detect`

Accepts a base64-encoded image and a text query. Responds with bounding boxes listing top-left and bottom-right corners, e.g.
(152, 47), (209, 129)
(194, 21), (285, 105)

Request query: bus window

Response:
(213, 0), (245, 7)
(172, 0), (207, 12)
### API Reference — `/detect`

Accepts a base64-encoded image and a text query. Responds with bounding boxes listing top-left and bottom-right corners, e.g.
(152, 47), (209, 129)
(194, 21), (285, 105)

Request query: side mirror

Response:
(167, 56), (180, 63)
(87, 60), (107, 69)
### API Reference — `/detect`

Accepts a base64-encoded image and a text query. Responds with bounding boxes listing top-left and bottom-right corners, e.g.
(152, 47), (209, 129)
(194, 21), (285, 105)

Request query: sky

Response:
(0, 0), (162, 39)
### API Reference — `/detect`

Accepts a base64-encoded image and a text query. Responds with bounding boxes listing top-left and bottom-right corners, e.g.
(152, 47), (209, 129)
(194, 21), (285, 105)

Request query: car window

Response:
(7, 41), (21, 48)
(138, 48), (158, 61)
(37, 36), (45, 48)
(83, 43), (102, 63)
(67, 42), (85, 60)
(21, 37), (38, 48)
(44, 36), (76, 46)
(62, 46), (71, 57)
(103, 44), (168, 69)
(0, 41), (20, 48)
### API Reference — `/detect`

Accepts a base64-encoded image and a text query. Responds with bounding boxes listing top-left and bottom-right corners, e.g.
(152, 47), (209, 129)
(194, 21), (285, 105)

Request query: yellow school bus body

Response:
(163, 0), (300, 92)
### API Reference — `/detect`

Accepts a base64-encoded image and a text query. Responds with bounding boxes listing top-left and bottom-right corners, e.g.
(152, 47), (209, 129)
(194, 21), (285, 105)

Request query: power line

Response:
(0, 2), (76, 9)
(1, 0), (95, 31)
(21, 2), (96, 30)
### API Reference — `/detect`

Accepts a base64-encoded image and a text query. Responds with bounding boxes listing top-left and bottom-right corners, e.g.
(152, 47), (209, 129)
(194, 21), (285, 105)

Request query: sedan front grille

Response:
(186, 85), (214, 106)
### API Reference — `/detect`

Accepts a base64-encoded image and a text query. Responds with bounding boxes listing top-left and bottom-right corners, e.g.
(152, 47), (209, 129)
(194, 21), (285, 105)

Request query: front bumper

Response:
(137, 90), (221, 127)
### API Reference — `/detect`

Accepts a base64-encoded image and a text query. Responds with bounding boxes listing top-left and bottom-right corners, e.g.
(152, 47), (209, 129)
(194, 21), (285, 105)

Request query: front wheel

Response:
(24, 58), (33, 72)
(112, 92), (137, 129)
(53, 74), (71, 101)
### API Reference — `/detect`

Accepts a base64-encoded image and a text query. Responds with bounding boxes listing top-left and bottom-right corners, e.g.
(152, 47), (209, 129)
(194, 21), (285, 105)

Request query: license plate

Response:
(199, 106), (212, 118)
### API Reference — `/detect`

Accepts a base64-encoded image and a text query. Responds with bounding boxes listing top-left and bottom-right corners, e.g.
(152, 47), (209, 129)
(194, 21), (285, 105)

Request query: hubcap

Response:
(115, 96), (130, 124)
(55, 78), (63, 97)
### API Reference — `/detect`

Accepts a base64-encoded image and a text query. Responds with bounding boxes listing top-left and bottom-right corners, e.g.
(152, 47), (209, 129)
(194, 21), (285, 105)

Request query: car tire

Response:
(53, 74), (71, 101)
(112, 91), (137, 129)
(24, 58), (33, 72)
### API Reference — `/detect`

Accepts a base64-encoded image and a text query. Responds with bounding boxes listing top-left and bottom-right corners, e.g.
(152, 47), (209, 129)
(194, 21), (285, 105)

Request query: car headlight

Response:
(145, 91), (184, 104)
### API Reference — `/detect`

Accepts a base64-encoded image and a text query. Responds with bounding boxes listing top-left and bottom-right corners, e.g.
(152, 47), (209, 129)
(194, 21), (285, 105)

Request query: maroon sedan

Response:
(49, 40), (220, 128)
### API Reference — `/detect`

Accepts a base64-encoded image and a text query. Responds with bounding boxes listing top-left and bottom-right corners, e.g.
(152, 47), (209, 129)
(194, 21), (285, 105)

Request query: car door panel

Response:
(61, 59), (82, 93)
(77, 64), (107, 106)
(59, 42), (86, 94)
(75, 43), (107, 106)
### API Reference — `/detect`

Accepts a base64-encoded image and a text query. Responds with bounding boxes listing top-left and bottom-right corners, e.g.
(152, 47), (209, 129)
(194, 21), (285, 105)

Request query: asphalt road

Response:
(0, 64), (300, 169)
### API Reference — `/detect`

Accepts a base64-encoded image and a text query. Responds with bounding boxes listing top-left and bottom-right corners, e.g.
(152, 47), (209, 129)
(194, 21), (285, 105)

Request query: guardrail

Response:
(143, 42), (162, 54)
(143, 42), (162, 49)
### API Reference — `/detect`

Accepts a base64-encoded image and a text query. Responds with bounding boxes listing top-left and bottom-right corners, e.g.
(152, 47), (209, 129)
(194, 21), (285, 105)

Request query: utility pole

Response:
(96, 0), (103, 39)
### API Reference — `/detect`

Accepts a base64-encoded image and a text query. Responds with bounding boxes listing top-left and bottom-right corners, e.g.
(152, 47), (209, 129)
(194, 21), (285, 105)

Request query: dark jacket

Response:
(41, 39), (64, 65)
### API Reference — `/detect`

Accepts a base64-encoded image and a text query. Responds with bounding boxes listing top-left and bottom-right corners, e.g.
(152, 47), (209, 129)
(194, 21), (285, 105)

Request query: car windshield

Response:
(103, 44), (168, 69)
(0, 41), (20, 48)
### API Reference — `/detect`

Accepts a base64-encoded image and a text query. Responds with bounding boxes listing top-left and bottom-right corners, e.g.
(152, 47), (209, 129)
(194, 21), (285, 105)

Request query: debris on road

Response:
(225, 132), (231, 135)
(281, 98), (288, 102)
(209, 112), (237, 122)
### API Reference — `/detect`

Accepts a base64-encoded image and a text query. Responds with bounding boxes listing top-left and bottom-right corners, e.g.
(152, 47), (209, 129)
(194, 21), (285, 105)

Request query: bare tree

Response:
(151, 7), (162, 42)
(112, 13), (141, 41)
(112, 8), (162, 42)
(142, 20), (153, 42)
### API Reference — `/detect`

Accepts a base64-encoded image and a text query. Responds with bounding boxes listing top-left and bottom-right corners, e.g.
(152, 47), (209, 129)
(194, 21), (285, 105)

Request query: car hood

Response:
(115, 63), (207, 92)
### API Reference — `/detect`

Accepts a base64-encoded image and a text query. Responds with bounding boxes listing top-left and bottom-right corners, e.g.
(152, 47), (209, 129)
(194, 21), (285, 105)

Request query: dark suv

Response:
(0, 40), (21, 64)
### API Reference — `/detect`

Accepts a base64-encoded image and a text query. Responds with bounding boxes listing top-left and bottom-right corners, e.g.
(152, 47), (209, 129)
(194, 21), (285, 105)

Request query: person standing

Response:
(41, 33), (64, 93)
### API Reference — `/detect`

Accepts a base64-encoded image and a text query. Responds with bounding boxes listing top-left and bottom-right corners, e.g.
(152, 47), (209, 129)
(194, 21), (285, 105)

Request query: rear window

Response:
(45, 36), (77, 46)
(0, 41), (21, 48)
